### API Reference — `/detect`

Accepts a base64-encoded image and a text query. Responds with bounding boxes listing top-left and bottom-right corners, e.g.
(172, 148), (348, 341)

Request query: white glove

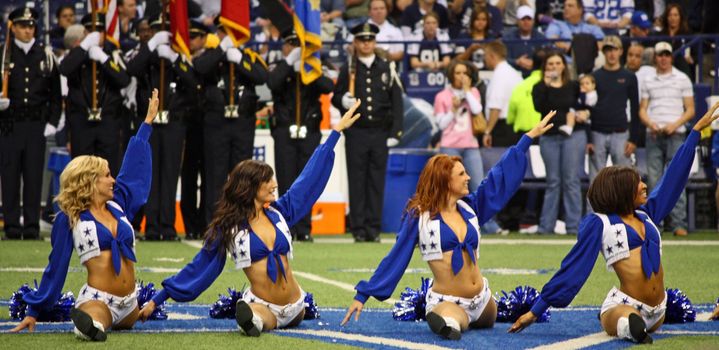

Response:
(88, 46), (109, 63)
(0, 97), (9, 111)
(157, 44), (179, 62)
(387, 137), (400, 147)
(341, 92), (356, 109)
(147, 31), (171, 52)
(219, 35), (234, 52)
(80, 32), (102, 51)
(293, 60), (301, 72)
(226, 47), (243, 64)
(43, 123), (57, 138)
(285, 47), (301, 65)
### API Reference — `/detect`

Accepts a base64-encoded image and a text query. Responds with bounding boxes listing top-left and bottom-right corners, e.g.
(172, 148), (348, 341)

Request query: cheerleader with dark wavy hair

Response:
(509, 101), (719, 343)
(139, 101), (362, 336)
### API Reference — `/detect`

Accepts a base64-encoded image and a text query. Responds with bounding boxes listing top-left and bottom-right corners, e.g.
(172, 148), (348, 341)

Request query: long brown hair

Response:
(406, 154), (462, 218)
(587, 166), (640, 216)
(541, 51), (571, 86)
(204, 159), (274, 254)
(468, 6), (491, 39)
(660, 3), (690, 35)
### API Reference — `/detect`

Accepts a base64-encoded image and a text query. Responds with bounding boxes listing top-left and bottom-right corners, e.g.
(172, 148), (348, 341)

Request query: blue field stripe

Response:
(2, 303), (717, 349)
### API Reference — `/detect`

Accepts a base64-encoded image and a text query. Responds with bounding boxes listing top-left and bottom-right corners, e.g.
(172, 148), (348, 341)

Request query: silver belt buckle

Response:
(224, 105), (239, 118)
(87, 108), (102, 121)
(154, 110), (169, 124)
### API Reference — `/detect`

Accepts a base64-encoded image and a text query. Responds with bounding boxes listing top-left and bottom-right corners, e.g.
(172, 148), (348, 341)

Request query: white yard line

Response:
(528, 332), (614, 350)
(310, 237), (719, 246)
(279, 329), (456, 350)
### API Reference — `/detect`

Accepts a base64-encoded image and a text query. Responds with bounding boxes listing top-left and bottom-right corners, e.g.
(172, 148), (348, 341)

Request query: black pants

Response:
(272, 126), (321, 240)
(68, 113), (124, 175)
(0, 120), (46, 239)
(180, 117), (206, 238)
(203, 114), (256, 223)
(344, 127), (389, 241)
(145, 120), (186, 240)
(491, 119), (521, 147)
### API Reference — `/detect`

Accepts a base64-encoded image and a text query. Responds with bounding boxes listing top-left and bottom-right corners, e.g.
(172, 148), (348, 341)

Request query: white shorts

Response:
(425, 277), (492, 323)
(600, 287), (667, 330)
(242, 289), (305, 328)
(75, 284), (138, 326)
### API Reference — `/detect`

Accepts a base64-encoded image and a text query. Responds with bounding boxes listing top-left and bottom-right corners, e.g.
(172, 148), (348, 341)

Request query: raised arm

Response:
(112, 89), (157, 219)
(272, 101), (361, 225)
(466, 111), (555, 224)
(641, 101), (719, 222)
(509, 214), (603, 333)
(11, 214), (73, 333)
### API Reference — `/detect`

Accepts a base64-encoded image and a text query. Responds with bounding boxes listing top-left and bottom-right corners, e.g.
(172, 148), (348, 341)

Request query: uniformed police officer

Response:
(268, 29), (335, 242)
(59, 14), (131, 175)
(331, 22), (403, 242)
(179, 21), (210, 239)
(126, 16), (203, 241)
(194, 19), (269, 224)
(0, 7), (62, 239)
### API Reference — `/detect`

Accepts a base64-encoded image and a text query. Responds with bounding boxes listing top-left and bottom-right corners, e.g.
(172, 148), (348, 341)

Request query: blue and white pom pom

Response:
(9, 281), (75, 322)
(495, 285), (550, 323)
(136, 281), (168, 320)
(209, 287), (245, 319)
(664, 288), (695, 323)
(303, 292), (320, 319)
(392, 277), (431, 321)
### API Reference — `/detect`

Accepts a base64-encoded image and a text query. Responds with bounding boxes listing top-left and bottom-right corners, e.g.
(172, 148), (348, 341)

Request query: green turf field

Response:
(2, 232), (718, 348)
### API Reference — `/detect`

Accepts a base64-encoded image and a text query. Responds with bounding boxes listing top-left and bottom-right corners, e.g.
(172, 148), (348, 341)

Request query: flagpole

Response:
(90, 1), (99, 120)
(159, 0), (167, 119)
(1, 20), (12, 98)
(295, 72), (300, 137)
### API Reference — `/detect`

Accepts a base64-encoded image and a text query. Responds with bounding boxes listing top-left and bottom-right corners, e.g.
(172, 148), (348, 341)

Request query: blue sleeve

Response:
(640, 130), (700, 223)
(354, 213), (419, 303)
(113, 122), (152, 221)
(23, 213), (73, 318)
(464, 135), (531, 225)
(272, 130), (340, 227)
(152, 238), (227, 304)
(545, 21), (563, 39)
(590, 24), (605, 40)
(530, 214), (603, 316)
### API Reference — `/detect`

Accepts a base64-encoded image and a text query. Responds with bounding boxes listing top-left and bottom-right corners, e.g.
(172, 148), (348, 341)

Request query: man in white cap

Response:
(505, 5), (545, 78)
(638, 41), (695, 237)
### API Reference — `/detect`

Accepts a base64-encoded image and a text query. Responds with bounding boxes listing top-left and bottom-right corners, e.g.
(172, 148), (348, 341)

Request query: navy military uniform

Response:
(59, 14), (131, 175)
(194, 20), (269, 223)
(0, 8), (62, 239)
(331, 23), (403, 242)
(126, 17), (203, 240)
(268, 30), (334, 241)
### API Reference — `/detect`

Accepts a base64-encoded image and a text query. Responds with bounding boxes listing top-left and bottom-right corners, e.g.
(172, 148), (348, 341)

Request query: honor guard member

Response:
(0, 7), (62, 239)
(126, 16), (203, 240)
(59, 14), (131, 175)
(331, 22), (403, 242)
(194, 18), (269, 224)
(268, 29), (335, 242)
(180, 21), (210, 239)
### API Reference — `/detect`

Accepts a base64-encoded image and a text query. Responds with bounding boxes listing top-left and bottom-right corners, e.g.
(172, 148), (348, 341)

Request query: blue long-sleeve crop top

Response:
(151, 130), (342, 305)
(22, 123), (153, 318)
(354, 135), (533, 304)
(530, 130), (700, 317)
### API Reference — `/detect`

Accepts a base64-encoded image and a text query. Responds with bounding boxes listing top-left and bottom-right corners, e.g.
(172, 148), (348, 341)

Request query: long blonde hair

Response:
(55, 155), (108, 227)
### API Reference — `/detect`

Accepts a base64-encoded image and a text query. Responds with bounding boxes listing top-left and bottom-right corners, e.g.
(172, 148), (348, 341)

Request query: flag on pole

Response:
(170, 0), (191, 60)
(104, 0), (120, 48)
(219, 0), (251, 47)
(293, 0), (322, 84)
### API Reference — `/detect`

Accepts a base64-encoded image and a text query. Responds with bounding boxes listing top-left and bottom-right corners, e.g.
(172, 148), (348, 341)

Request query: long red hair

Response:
(406, 154), (462, 218)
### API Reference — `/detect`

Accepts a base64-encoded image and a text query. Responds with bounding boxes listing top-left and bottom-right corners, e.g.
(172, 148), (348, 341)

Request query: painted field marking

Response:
(181, 241), (398, 305)
(309, 237), (719, 246)
(279, 329), (456, 350)
(529, 331), (613, 350)
(0, 267), (181, 273)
